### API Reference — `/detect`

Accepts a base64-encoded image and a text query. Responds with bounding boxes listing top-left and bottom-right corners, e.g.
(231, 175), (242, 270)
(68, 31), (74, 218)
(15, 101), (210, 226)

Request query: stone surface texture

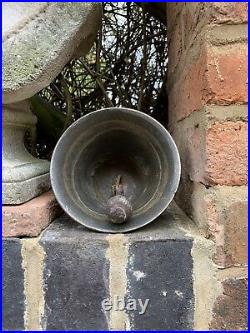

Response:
(210, 278), (248, 330)
(2, 191), (62, 237)
(40, 221), (109, 330)
(2, 2), (102, 104)
(2, 100), (50, 204)
(3, 239), (25, 331)
(126, 236), (193, 330)
(3, 204), (197, 331)
(2, 203), (247, 330)
(40, 209), (194, 330)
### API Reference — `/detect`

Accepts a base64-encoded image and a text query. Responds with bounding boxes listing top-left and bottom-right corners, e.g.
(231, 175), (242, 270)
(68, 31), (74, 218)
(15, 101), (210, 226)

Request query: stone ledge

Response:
(2, 191), (62, 238)
(3, 238), (25, 331)
(3, 205), (195, 330)
(4, 205), (246, 330)
(3, 206), (247, 330)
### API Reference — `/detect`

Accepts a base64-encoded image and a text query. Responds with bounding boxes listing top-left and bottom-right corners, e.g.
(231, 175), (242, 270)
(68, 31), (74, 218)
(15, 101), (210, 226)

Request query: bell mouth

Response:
(51, 107), (181, 233)
(73, 127), (163, 217)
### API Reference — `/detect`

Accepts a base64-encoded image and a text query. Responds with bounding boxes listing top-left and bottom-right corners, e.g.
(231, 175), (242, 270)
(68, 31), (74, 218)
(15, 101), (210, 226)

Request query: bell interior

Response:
(72, 128), (165, 216)
(51, 109), (180, 232)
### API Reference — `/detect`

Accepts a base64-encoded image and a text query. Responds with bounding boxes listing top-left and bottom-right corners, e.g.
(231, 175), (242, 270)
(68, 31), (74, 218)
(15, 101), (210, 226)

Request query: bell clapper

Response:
(107, 175), (132, 224)
(112, 175), (123, 196)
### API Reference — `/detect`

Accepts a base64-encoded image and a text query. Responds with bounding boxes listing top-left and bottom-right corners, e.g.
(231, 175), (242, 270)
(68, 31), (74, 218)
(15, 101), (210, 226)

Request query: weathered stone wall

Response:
(3, 204), (223, 331)
(167, 2), (248, 329)
(4, 203), (247, 331)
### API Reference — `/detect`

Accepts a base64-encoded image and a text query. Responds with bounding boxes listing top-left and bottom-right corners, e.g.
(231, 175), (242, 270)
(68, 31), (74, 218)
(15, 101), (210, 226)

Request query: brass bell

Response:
(50, 107), (181, 233)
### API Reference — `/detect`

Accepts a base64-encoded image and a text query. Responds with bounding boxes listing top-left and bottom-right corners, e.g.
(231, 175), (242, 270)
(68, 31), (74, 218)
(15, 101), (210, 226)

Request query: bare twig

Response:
(59, 74), (73, 131)
(138, 4), (147, 111)
(38, 3), (168, 158)
(80, 60), (114, 107)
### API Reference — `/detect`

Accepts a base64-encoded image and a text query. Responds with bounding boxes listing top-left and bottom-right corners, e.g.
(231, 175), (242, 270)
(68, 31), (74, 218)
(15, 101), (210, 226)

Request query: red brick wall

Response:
(167, 2), (248, 329)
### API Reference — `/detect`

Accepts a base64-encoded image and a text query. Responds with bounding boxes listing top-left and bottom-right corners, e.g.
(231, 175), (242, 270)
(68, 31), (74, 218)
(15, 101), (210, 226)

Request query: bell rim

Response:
(51, 107), (181, 233)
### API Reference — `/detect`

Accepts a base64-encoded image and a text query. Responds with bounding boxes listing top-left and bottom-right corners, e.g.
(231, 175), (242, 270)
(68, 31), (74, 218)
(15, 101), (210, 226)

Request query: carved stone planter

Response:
(2, 2), (102, 205)
(2, 2), (102, 104)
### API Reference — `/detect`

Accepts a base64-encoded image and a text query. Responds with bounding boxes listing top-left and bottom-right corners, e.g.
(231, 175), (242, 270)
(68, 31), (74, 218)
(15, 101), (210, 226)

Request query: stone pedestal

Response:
(2, 101), (50, 204)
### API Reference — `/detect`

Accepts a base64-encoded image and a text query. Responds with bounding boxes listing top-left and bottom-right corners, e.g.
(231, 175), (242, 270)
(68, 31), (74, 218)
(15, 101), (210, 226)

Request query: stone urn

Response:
(2, 2), (102, 204)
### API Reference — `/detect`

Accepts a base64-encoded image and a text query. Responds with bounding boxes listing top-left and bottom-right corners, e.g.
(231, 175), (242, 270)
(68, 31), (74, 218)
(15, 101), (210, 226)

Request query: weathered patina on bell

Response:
(51, 107), (181, 233)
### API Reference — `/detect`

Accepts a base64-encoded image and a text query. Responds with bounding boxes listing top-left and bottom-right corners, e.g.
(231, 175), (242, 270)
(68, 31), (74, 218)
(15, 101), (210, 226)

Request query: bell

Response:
(51, 107), (181, 233)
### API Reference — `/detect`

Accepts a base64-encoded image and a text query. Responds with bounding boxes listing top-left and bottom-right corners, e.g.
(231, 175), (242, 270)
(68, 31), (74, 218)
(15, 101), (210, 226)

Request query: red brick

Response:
(173, 119), (247, 266)
(168, 21), (183, 78)
(172, 119), (206, 184)
(168, 44), (248, 125)
(206, 121), (248, 186)
(211, 199), (248, 267)
(224, 202), (248, 266)
(2, 191), (62, 237)
(166, 3), (183, 33)
(167, 2), (248, 274)
(210, 2), (248, 24)
(207, 44), (248, 104)
(172, 112), (248, 186)
(191, 185), (248, 268)
(210, 278), (248, 330)
(167, 3), (209, 77)
(181, 3), (207, 48)
(168, 47), (208, 125)
(204, 195), (232, 267)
